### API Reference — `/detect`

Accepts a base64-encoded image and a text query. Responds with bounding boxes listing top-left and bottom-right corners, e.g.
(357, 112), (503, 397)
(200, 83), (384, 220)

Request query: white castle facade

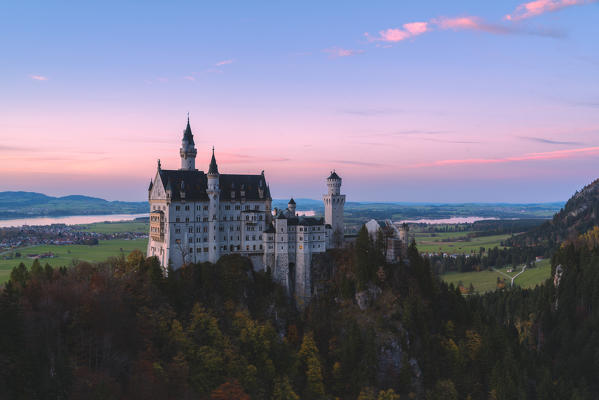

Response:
(147, 119), (345, 302)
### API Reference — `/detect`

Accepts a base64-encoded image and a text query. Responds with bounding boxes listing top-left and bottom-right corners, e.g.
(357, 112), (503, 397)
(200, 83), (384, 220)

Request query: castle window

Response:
(175, 228), (181, 234)
(196, 216), (201, 222)
(225, 205), (231, 210)
(204, 247), (208, 252)
(299, 237), (303, 241)
(185, 205), (190, 211)
(252, 235), (256, 240)
(235, 205), (240, 210)
(197, 247), (201, 252)
(175, 239), (181, 244)
(176, 205), (180, 211)
(246, 235), (249, 241)
(188, 227), (192, 233)
(237, 216), (240, 221)
(204, 237), (208, 242)
(223, 216), (227, 221)
(197, 205), (201, 210)
(245, 205), (250, 210)
(255, 205), (260, 210)
(253, 245), (256, 250)
(196, 237), (201, 242)
(189, 248), (193, 253)
(258, 215), (263, 221)
(189, 238), (193, 243)
(176, 217), (180, 222)
(259, 235), (262, 240)
(246, 245), (249, 251)
(299, 227), (303, 232)
(203, 227), (208, 232)
(219, 226), (224, 231)
(260, 244), (263, 250)
(203, 217), (208, 222)
(203, 205), (208, 211)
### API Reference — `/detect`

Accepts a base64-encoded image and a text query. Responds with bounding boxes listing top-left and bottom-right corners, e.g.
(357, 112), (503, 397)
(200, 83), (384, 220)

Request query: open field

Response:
(441, 259), (552, 294)
(414, 232), (512, 254)
(76, 220), (149, 234)
(0, 238), (148, 283)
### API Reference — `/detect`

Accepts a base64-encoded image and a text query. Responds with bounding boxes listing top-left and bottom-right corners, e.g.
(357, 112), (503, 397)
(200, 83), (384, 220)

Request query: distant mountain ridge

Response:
(0, 191), (147, 220)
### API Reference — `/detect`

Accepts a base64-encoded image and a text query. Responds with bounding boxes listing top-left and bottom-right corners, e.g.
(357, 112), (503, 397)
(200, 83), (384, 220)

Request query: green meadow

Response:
(441, 259), (552, 294)
(0, 238), (148, 283)
(76, 220), (149, 234)
(414, 232), (512, 254)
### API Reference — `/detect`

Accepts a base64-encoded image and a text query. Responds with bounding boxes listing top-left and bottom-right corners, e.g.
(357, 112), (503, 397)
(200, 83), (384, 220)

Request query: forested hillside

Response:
(507, 179), (599, 255)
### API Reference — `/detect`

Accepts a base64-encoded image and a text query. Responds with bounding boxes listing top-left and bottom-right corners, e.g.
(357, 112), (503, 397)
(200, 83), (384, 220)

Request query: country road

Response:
(493, 265), (527, 287)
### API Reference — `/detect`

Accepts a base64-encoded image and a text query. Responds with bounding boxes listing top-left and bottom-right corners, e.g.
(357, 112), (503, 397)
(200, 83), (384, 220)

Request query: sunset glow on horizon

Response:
(1, 1), (598, 202)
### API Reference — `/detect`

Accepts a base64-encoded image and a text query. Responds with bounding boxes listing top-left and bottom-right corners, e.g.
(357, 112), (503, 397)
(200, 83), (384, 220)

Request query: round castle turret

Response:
(288, 198), (296, 216)
(323, 170), (345, 248)
(180, 116), (197, 170)
(207, 147), (220, 263)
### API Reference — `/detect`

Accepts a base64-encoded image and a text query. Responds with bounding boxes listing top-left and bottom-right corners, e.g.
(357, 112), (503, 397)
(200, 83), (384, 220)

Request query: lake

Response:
(398, 216), (499, 224)
(0, 213), (149, 228)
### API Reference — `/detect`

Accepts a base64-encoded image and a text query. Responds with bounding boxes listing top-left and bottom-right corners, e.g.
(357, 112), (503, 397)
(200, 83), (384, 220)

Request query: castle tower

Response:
(180, 116), (197, 170)
(288, 198), (296, 216)
(207, 148), (220, 263)
(323, 171), (345, 247)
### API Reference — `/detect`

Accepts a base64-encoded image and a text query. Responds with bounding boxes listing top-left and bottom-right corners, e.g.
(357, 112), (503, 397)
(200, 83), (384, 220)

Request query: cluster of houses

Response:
(0, 224), (147, 253)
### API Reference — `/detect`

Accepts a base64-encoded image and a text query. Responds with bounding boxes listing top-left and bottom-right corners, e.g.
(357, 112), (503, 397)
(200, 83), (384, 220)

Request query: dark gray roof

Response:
(148, 180), (153, 191)
(274, 211), (324, 226)
(327, 171), (341, 180)
(183, 118), (194, 145)
(288, 198), (296, 205)
(288, 216), (325, 226)
(208, 148), (219, 175)
(158, 169), (271, 201)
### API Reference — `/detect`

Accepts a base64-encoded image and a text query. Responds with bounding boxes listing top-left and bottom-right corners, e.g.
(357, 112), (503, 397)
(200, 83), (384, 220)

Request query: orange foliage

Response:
(210, 379), (250, 400)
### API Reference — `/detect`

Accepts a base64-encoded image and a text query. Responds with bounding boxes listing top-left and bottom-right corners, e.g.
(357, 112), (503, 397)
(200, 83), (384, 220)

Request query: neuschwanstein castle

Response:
(147, 118), (345, 302)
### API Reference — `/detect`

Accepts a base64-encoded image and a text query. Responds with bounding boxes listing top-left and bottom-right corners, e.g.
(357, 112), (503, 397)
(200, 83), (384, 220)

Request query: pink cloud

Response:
(215, 59), (234, 66)
(367, 21), (429, 42)
(433, 16), (482, 30)
(183, 76), (196, 81)
(30, 75), (48, 81)
(403, 22), (429, 35)
(411, 146), (599, 168)
(323, 47), (365, 58)
(505, 0), (594, 20)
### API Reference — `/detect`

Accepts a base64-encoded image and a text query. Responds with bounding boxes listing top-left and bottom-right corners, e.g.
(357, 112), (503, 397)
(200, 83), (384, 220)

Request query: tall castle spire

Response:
(208, 146), (219, 176)
(180, 114), (197, 170)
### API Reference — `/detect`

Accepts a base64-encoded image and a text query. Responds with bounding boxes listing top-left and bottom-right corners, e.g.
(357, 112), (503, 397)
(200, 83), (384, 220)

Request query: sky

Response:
(1, 0), (598, 203)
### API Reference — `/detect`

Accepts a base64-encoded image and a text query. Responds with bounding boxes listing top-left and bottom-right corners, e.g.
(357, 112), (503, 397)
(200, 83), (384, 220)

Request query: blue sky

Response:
(1, 0), (598, 202)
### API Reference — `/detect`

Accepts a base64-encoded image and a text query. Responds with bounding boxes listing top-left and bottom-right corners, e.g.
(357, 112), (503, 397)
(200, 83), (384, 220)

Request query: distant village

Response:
(0, 224), (147, 259)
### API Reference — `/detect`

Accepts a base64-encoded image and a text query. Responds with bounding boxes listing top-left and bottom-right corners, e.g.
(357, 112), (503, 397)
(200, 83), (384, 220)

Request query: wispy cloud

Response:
(365, 21), (429, 42)
(183, 76), (196, 81)
(411, 146), (599, 168)
(365, 0), (579, 45)
(215, 59), (234, 66)
(520, 136), (583, 145)
(505, 0), (596, 21)
(30, 75), (48, 81)
(340, 107), (400, 116)
(333, 160), (386, 167)
(323, 47), (364, 58)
